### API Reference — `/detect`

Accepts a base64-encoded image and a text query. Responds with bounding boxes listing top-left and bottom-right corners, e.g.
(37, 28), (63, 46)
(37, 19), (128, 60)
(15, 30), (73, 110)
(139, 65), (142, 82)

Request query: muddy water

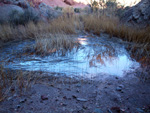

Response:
(0, 34), (140, 79)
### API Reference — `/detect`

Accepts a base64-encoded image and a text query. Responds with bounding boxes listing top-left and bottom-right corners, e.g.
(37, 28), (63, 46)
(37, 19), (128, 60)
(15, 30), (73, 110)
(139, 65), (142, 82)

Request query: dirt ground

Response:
(0, 71), (150, 113)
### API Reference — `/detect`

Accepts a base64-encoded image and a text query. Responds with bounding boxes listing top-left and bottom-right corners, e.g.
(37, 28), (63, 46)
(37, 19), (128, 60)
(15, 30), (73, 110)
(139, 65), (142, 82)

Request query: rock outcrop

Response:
(2, 0), (30, 8)
(64, 0), (75, 5)
(0, 0), (62, 24)
(121, 0), (150, 26)
(38, 3), (61, 20)
(41, 0), (86, 8)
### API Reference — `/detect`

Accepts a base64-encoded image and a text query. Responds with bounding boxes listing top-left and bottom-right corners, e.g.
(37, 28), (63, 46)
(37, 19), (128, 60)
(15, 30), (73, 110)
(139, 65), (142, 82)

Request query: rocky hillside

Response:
(42, 0), (86, 8)
(0, 0), (87, 24)
(121, 0), (150, 26)
(0, 0), (62, 23)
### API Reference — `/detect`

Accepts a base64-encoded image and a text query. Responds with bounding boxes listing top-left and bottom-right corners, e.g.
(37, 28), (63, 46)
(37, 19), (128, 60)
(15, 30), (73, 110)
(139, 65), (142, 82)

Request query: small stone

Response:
(63, 96), (67, 99)
(13, 93), (17, 97)
(93, 108), (103, 113)
(20, 98), (27, 103)
(76, 89), (80, 93)
(30, 100), (33, 103)
(61, 103), (67, 106)
(115, 77), (119, 79)
(76, 98), (88, 102)
(110, 107), (121, 112)
(82, 105), (88, 109)
(118, 85), (124, 88)
(107, 83), (112, 85)
(68, 97), (71, 100)
(66, 88), (71, 91)
(55, 98), (59, 101)
(76, 84), (81, 87)
(116, 87), (122, 91)
(50, 84), (54, 87)
(120, 91), (123, 94)
(11, 87), (15, 92)
(136, 108), (145, 113)
(41, 95), (48, 100)
(113, 98), (119, 102)
(17, 105), (21, 109)
(72, 95), (77, 99)
(7, 97), (12, 101)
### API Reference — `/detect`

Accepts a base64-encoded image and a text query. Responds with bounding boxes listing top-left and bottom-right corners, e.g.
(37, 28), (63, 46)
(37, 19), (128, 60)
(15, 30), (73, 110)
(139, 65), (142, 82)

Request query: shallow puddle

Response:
(0, 34), (140, 79)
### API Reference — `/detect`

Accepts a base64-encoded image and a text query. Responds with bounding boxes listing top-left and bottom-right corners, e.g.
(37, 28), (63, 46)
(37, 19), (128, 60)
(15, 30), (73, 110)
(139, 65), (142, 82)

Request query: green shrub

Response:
(90, 1), (99, 13)
(74, 8), (81, 13)
(106, 0), (117, 8)
(55, 6), (63, 11)
(92, 1), (99, 7)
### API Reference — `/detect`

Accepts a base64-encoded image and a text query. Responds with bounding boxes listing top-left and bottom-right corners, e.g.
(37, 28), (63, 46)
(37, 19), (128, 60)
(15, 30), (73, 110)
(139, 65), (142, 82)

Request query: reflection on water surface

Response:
(0, 34), (140, 78)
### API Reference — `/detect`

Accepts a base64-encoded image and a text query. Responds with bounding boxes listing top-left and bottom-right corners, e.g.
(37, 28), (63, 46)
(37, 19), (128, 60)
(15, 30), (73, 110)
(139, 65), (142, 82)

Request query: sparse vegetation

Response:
(0, 0), (150, 102)
(83, 14), (150, 71)
(0, 6), (149, 63)
(1, 1), (150, 113)
(0, 65), (34, 102)
(83, 14), (150, 44)
(0, 2), (150, 113)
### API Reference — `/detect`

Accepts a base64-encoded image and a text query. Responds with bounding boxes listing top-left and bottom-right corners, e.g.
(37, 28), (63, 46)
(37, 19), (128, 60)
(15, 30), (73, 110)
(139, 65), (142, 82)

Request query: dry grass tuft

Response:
(48, 16), (76, 34)
(62, 7), (74, 15)
(34, 34), (79, 55)
(83, 15), (118, 35)
(0, 15), (77, 42)
(83, 14), (150, 44)
(0, 65), (34, 101)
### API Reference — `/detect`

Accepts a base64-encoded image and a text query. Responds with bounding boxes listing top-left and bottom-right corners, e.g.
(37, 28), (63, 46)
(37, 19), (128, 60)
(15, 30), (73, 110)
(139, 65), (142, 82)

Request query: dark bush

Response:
(9, 8), (39, 25)
(74, 8), (81, 13)
(106, 0), (117, 8)
(55, 6), (63, 11)
(92, 1), (99, 7)
(23, 8), (39, 24)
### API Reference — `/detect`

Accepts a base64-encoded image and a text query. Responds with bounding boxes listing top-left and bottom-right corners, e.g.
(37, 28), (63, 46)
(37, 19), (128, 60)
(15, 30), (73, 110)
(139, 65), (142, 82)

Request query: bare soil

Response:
(0, 71), (150, 113)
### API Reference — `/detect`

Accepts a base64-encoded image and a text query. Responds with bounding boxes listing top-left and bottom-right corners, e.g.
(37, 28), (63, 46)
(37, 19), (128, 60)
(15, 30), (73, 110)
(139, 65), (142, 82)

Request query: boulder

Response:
(121, 0), (150, 26)
(38, 2), (62, 19)
(64, 0), (75, 5)
(0, 0), (62, 24)
(0, 4), (24, 23)
(23, 7), (40, 22)
(3, 0), (30, 8)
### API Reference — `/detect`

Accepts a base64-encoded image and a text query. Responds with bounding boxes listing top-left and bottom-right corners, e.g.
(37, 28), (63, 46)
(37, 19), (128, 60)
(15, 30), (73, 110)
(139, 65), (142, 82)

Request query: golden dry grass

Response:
(0, 15), (78, 41)
(83, 14), (150, 44)
(0, 65), (34, 102)
(0, 12), (149, 63)
(34, 33), (79, 55)
(82, 14), (150, 67)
